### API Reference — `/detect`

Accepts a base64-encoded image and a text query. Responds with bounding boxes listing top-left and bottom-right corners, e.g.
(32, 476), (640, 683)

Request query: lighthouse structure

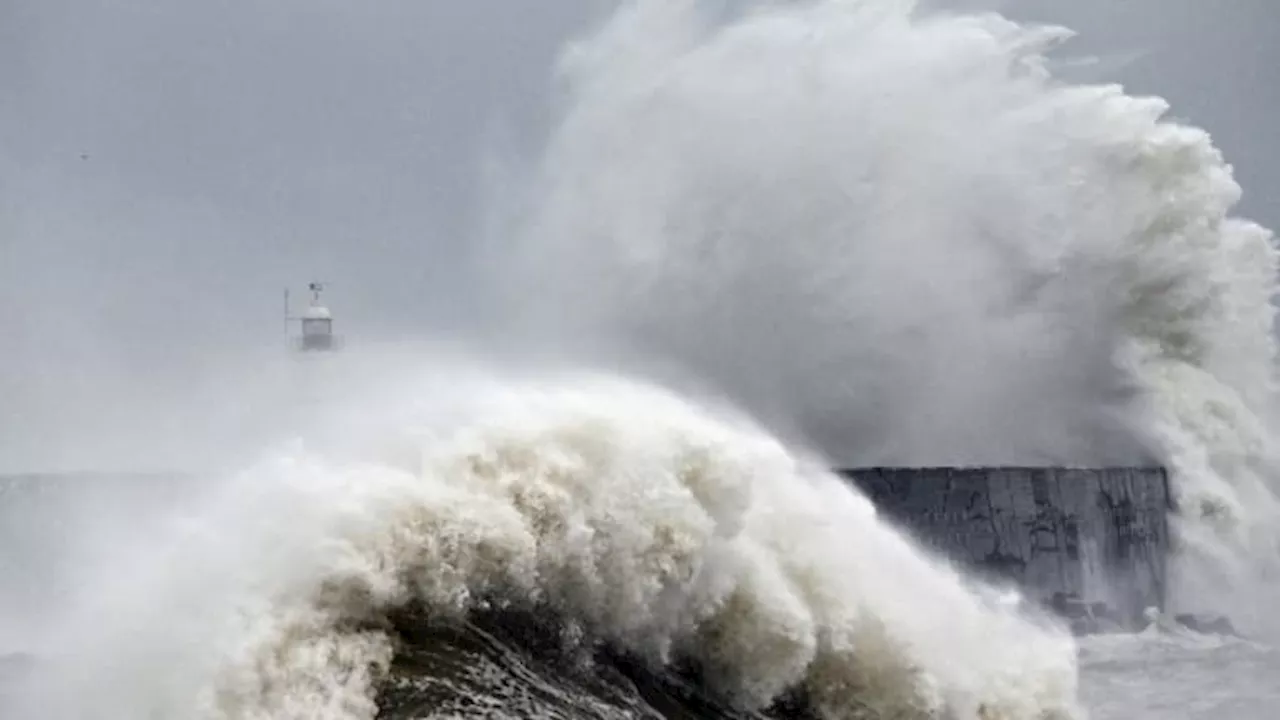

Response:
(284, 282), (340, 352)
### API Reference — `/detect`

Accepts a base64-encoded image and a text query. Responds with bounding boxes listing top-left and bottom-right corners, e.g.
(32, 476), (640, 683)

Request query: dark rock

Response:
(1050, 592), (1089, 619)
(1174, 613), (1239, 637)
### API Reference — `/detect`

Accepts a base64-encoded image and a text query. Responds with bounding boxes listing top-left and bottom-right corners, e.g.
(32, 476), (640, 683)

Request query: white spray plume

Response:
(492, 0), (1280, 630)
(10, 2), (1280, 720)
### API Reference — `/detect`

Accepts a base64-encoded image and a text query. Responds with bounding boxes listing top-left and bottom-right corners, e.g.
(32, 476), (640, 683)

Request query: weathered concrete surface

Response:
(840, 467), (1171, 627)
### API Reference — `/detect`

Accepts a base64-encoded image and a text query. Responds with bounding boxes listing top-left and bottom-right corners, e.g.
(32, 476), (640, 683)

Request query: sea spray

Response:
(496, 0), (1280, 631)
(12, 0), (1280, 717)
(13, 373), (1081, 720)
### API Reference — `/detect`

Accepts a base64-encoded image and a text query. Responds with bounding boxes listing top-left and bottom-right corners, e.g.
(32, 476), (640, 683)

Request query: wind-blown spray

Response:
(498, 0), (1280, 629)
(12, 370), (1083, 720)
(11, 1), (1280, 718)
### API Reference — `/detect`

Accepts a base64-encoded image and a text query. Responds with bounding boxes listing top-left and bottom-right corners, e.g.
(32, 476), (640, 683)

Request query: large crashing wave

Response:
(15, 1), (1280, 718)
(17, 375), (1080, 720)
(494, 1), (1280, 627)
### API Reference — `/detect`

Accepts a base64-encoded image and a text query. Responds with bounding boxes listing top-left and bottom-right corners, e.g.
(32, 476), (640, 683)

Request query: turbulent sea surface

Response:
(5, 0), (1280, 718)
(1, 475), (1278, 720)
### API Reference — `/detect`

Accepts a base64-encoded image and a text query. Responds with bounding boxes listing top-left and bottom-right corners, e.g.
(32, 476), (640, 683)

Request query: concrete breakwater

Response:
(840, 467), (1171, 630)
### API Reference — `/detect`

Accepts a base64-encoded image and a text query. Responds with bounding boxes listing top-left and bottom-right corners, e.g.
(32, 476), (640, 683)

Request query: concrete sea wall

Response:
(840, 467), (1172, 627)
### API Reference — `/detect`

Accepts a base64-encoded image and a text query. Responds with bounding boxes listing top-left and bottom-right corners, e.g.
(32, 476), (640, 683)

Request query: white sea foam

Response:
(14, 372), (1080, 720)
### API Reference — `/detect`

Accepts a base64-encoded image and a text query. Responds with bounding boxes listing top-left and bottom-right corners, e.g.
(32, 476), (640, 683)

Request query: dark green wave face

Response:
(375, 605), (807, 720)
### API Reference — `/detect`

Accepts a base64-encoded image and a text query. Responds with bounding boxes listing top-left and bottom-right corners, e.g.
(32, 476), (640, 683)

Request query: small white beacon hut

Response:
(286, 282), (340, 352)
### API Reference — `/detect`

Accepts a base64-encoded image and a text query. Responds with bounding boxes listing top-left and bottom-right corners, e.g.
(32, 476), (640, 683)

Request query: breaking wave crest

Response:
(17, 376), (1079, 719)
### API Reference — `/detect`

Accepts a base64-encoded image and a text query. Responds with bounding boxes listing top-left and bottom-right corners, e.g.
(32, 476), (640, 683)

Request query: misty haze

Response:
(3, 2), (1280, 719)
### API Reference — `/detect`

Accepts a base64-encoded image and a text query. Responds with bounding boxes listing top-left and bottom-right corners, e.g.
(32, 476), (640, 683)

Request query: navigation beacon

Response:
(284, 282), (340, 352)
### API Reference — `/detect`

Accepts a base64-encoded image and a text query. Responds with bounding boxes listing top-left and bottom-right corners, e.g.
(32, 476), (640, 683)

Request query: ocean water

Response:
(1078, 633), (1280, 719)
(5, 0), (1280, 718)
(1, 470), (1278, 720)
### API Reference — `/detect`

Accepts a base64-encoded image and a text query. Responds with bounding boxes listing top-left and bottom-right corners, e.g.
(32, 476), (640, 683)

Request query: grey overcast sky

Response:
(1, 0), (1277, 470)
